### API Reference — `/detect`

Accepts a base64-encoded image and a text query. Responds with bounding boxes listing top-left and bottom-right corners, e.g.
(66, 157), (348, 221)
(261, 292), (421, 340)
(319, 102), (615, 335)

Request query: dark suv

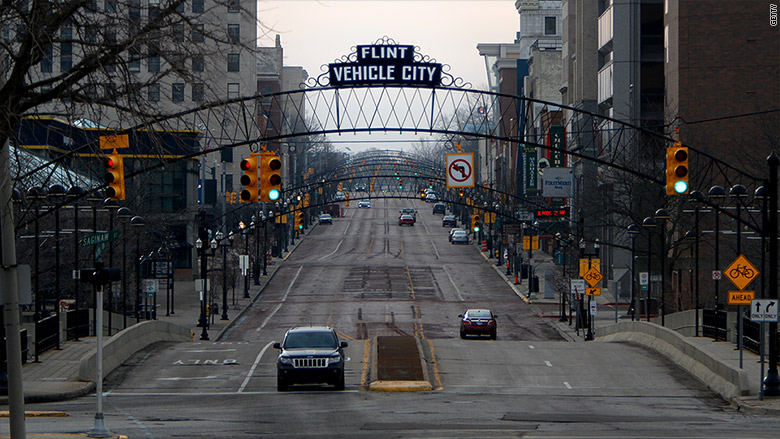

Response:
(273, 326), (348, 391)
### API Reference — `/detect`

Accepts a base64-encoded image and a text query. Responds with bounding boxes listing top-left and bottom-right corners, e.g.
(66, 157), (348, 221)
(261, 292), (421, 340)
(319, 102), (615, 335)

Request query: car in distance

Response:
(400, 208), (417, 222)
(319, 214), (332, 224)
(273, 326), (348, 391)
(334, 191), (346, 201)
(450, 230), (469, 244)
(358, 200), (371, 208)
(424, 192), (438, 203)
(442, 215), (457, 227)
(432, 203), (446, 214)
(459, 309), (497, 339)
(398, 214), (415, 226)
(448, 227), (464, 241)
(354, 183), (367, 191)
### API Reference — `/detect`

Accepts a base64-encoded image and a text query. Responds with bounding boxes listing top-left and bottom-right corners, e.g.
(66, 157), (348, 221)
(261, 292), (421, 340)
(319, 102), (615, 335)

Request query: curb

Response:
(368, 380), (433, 392)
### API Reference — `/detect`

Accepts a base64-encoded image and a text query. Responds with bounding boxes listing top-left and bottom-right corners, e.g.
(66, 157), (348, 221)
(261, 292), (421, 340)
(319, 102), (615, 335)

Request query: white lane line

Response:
(183, 349), (237, 353)
(443, 265), (464, 301)
(430, 239), (441, 260)
(343, 221), (351, 236)
(255, 266), (301, 332)
(318, 239), (344, 260)
(528, 345), (535, 349)
(238, 341), (274, 393)
(158, 376), (218, 381)
(545, 361), (553, 367)
(564, 382), (572, 389)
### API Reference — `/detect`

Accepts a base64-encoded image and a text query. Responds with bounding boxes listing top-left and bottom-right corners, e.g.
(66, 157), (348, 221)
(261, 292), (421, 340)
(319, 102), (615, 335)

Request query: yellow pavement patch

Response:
(0, 411), (67, 417)
(368, 380), (433, 392)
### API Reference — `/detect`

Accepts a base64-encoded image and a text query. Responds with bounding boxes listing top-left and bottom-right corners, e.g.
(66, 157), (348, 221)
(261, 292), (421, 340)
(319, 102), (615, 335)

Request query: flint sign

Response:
(329, 45), (442, 87)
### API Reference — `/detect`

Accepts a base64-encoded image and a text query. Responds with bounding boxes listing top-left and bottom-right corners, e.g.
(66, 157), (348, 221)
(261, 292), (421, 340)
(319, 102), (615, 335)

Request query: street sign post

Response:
(725, 254), (759, 291)
(80, 230), (121, 247)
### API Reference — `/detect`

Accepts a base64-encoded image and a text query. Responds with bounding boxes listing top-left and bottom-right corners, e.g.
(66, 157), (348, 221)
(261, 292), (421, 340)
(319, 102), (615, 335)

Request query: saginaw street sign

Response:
(329, 45), (442, 87)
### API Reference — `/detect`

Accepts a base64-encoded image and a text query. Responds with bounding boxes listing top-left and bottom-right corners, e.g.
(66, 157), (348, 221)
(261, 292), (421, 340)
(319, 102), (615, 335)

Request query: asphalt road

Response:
(16, 198), (780, 438)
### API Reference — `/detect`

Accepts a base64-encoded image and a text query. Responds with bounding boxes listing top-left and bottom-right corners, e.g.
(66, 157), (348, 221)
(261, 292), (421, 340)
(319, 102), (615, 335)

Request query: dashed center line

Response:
(545, 361), (553, 367)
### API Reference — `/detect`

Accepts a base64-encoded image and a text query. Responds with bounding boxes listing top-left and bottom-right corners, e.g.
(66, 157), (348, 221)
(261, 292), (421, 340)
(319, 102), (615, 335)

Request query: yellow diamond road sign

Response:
(583, 267), (603, 287)
(725, 254), (758, 291)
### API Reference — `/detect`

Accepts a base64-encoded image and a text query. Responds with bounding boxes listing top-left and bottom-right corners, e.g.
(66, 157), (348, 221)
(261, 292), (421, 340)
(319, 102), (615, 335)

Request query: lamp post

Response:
(690, 190), (705, 337)
(627, 224), (641, 321)
(131, 216), (145, 323)
(263, 212), (269, 276)
(116, 207), (132, 329)
(195, 237), (209, 341)
(255, 213), (262, 285)
(642, 216), (658, 322)
(764, 152), (779, 396)
(655, 208), (670, 326)
(241, 220), (250, 299)
(220, 231), (233, 320)
(708, 185), (726, 316)
(49, 184), (67, 349)
(68, 185), (86, 340)
(86, 190), (103, 336)
(103, 198), (119, 335)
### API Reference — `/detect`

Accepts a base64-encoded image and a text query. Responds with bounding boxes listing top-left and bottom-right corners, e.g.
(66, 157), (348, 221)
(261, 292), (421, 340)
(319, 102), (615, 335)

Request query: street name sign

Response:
(80, 230), (120, 247)
(751, 299), (778, 322)
(728, 290), (754, 306)
(724, 254), (758, 291)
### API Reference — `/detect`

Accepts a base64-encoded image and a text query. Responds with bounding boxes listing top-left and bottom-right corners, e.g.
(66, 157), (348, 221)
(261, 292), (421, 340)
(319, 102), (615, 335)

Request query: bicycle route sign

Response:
(583, 267), (603, 287)
(724, 254), (758, 291)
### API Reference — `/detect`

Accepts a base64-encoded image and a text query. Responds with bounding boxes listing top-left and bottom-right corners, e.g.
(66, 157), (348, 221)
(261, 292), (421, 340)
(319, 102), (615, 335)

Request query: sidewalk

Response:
(0, 228), (307, 438)
(478, 246), (780, 415)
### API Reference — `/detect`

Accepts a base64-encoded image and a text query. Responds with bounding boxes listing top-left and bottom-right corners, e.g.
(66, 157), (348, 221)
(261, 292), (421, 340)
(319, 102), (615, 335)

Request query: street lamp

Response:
(689, 189), (705, 337)
(709, 185), (726, 319)
(627, 224), (641, 321)
(221, 231), (234, 320)
(130, 216), (145, 323)
(103, 198), (119, 335)
(655, 208), (670, 326)
(67, 185), (86, 340)
(116, 207), (132, 329)
(195, 237), (209, 340)
(642, 216), (658, 322)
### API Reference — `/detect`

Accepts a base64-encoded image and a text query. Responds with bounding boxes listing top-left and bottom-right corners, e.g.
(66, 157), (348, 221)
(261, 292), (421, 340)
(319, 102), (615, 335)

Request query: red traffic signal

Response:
(104, 152), (125, 200)
(240, 157), (259, 202)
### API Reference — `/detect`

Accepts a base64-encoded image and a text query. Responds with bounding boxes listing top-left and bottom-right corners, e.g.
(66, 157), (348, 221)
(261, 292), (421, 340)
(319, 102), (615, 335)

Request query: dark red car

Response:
(459, 309), (497, 339)
(398, 214), (415, 226)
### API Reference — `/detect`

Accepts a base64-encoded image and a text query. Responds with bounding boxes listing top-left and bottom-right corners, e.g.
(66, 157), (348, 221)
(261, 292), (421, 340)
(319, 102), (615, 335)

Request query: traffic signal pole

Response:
(764, 153), (779, 396)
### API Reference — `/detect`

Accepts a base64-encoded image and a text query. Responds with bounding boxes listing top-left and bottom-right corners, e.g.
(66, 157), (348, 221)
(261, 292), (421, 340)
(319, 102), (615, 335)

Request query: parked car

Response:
(450, 230), (469, 244)
(273, 326), (348, 391)
(442, 215), (457, 227)
(398, 214), (415, 226)
(319, 214), (333, 224)
(459, 309), (497, 339)
(400, 208), (417, 221)
(432, 203), (446, 214)
(449, 227), (465, 241)
(358, 200), (371, 208)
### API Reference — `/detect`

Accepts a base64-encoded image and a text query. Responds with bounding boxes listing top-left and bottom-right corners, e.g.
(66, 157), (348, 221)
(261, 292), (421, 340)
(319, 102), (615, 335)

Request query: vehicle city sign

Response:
(724, 254), (758, 291)
(329, 44), (442, 87)
(751, 299), (778, 322)
(80, 229), (120, 247)
(446, 153), (474, 188)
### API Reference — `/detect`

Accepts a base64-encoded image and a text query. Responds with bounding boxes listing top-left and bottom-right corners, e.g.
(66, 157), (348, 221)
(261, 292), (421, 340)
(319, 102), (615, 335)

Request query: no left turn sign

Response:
(446, 153), (474, 188)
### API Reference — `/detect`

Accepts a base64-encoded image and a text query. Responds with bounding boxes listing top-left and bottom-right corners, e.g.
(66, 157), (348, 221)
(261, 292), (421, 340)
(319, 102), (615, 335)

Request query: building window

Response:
(228, 0), (239, 13)
(60, 26), (72, 71)
(104, 0), (116, 13)
(174, 24), (185, 43)
(227, 83), (239, 99)
(192, 55), (204, 72)
(172, 83), (185, 102)
(148, 83), (160, 102)
(192, 24), (205, 43)
(227, 24), (240, 44)
(41, 45), (52, 73)
(148, 53), (160, 72)
(544, 16), (556, 35)
(192, 0), (204, 13)
(192, 83), (204, 102)
(149, 0), (160, 20)
(129, 0), (141, 25)
(129, 45), (141, 72)
(227, 53), (239, 72)
(176, 1), (184, 12)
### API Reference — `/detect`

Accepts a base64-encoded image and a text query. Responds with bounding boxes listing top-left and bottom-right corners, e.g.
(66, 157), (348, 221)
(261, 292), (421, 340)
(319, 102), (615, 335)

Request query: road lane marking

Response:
(238, 341), (274, 393)
(430, 239), (441, 260)
(183, 349), (237, 353)
(318, 239), (344, 260)
(158, 376), (218, 381)
(545, 361), (553, 367)
(427, 339), (443, 391)
(255, 303), (282, 332)
(564, 382), (572, 389)
(528, 345), (535, 349)
(254, 266), (301, 332)
(443, 265), (464, 301)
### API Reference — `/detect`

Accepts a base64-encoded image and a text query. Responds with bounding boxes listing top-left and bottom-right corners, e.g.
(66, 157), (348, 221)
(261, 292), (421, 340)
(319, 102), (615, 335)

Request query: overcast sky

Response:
(256, 0), (521, 152)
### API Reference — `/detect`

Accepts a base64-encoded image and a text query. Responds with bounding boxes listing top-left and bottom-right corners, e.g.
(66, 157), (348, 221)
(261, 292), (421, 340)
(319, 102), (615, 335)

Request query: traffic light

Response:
(240, 156), (259, 202)
(259, 152), (282, 202)
(666, 143), (689, 195)
(295, 211), (304, 230)
(471, 214), (481, 233)
(104, 151), (125, 200)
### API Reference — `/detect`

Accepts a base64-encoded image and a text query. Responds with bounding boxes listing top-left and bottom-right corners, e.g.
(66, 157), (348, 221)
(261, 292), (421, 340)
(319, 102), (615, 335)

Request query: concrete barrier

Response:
(596, 321), (750, 400)
(79, 320), (192, 382)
